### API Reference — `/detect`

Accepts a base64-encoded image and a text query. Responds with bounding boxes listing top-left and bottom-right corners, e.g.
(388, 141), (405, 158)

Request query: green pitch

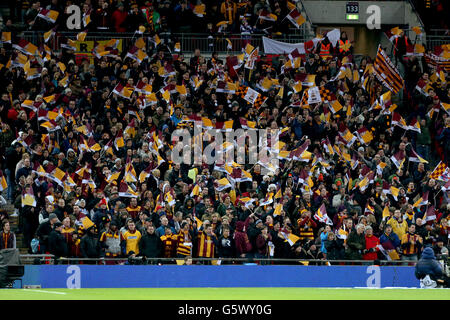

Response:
(0, 287), (449, 300)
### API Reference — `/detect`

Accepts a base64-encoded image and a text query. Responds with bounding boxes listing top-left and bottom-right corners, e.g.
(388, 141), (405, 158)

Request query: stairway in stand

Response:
(2, 203), (28, 255)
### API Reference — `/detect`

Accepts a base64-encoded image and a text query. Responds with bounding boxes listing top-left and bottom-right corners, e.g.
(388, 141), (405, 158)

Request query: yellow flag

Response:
(273, 203), (282, 216)
(229, 189), (236, 204)
(81, 217), (95, 229)
(383, 206), (390, 218)
(135, 37), (146, 49)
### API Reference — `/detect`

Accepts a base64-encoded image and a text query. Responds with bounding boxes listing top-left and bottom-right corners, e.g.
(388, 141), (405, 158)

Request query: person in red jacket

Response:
(233, 221), (252, 260)
(363, 225), (380, 260)
(111, 2), (128, 33)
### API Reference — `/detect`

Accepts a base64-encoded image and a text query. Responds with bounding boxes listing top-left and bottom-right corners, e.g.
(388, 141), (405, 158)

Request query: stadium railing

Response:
(19, 30), (314, 56)
(426, 29), (450, 49)
(19, 254), (417, 266)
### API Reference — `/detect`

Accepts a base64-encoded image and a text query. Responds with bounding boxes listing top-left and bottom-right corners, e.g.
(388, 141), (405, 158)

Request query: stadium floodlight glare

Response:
(346, 14), (359, 20)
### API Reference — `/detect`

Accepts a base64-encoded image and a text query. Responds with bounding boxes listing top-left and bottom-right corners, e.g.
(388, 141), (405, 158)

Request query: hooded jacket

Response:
(80, 228), (101, 258)
(233, 221), (252, 256)
(346, 230), (366, 260)
(415, 247), (443, 280)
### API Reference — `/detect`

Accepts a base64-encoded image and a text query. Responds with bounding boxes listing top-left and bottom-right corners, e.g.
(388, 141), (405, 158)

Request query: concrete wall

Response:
(303, 1), (406, 25)
(302, 1), (424, 56)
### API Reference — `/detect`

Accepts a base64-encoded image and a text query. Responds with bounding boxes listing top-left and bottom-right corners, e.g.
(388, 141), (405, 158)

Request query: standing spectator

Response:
(345, 224), (366, 261)
(80, 225), (102, 262)
(99, 220), (121, 262)
(362, 226), (380, 261)
(124, 3), (147, 32)
(4, 143), (22, 202)
(379, 224), (401, 260)
(174, 1), (194, 33)
(255, 225), (271, 263)
(217, 226), (235, 262)
(416, 116), (432, 161)
(387, 210), (409, 241)
(324, 232), (345, 262)
(160, 226), (178, 259)
(48, 222), (68, 262)
(0, 221), (16, 249)
(156, 216), (175, 237)
(319, 225), (332, 258)
(197, 224), (218, 262)
(141, 1), (160, 33)
(139, 224), (162, 263)
(401, 224), (423, 264)
(393, 30), (411, 67)
(233, 220), (252, 259)
(93, 0), (112, 31)
(121, 219), (142, 256)
(297, 210), (317, 243)
(175, 220), (195, 258)
(36, 213), (59, 254)
(220, 0), (237, 30)
(15, 157), (32, 183)
(111, 2), (128, 33)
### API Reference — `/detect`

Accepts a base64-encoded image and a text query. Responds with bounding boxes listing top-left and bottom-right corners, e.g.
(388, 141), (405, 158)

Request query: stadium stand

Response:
(0, 0), (449, 267)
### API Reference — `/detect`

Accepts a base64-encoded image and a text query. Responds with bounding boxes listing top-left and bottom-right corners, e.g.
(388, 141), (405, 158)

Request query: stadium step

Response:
(1, 203), (29, 255)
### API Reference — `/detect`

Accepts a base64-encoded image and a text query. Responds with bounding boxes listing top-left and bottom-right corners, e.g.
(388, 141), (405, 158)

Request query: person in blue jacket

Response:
(415, 246), (448, 288)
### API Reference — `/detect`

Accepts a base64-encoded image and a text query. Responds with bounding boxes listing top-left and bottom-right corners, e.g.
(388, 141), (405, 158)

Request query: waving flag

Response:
(391, 112), (408, 130)
(314, 204), (333, 225)
(113, 84), (134, 100)
(1, 32), (11, 44)
(413, 191), (429, 208)
(258, 9), (277, 21)
(381, 205), (390, 219)
(244, 47), (259, 70)
(118, 181), (139, 198)
(225, 38), (232, 50)
(239, 118), (256, 129)
(215, 178), (232, 191)
(286, 8), (306, 29)
(126, 46), (148, 64)
(37, 9), (59, 23)
(408, 118), (421, 133)
(193, 4), (206, 17)
(363, 201), (374, 214)
(82, 13), (91, 27)
(13, 39), (38, 56)
(373, 45), (403, 94)
(76, 31), (87, 42)
(60, 38), (77, 51)
(390, 151), (405, 169)
(430, 161), (449, 181)
(0, 170), (7, 192)
(339, 127), (357, 147)
(135, 80), (152, 94)
(281, 231), (301, 246)
(355, 127), (374, 145)
(114, 132), (125, 150)
(423, 205), (436, 222)
(408, 148), (428, 164)
(273, 203), (283, 216)
(21, 187), (37, 207)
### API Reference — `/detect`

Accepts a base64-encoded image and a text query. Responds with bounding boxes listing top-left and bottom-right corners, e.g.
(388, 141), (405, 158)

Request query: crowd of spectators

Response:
(3, 0), (294, 36)
(0, 0), (449, 266)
